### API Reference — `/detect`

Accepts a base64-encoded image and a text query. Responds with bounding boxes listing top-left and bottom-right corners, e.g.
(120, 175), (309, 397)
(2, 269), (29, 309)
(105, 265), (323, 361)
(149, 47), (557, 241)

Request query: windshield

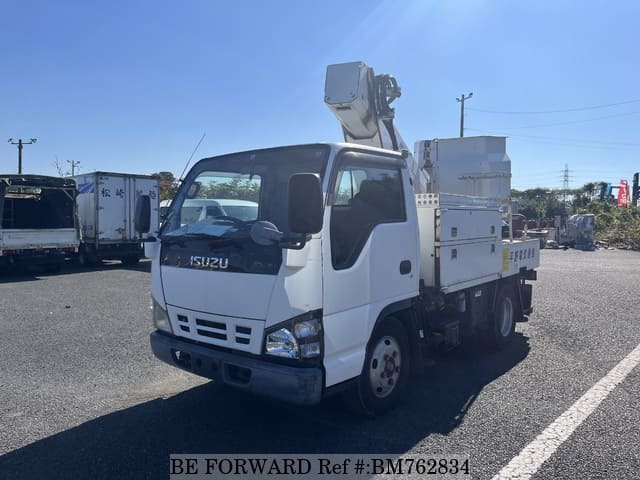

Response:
(162, 145), (329, 240)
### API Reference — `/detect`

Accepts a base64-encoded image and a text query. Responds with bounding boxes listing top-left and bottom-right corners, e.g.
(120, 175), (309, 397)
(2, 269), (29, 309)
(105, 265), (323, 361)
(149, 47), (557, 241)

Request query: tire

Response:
(344, 317), (411, 416)
(43, 263), (62, 274)
(485, 283), (519, 349)
(121, 255), (140, 265)
(78, 249), (89, 266)
(78, 246), (98, 267)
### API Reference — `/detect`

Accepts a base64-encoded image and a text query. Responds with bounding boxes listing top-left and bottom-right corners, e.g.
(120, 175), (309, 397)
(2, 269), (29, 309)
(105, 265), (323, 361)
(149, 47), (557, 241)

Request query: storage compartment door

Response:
(75, 175), (97, 241)
(437, 239), (501, 290)
(97, 175), (127, 241)
(438, 208), (501, 242)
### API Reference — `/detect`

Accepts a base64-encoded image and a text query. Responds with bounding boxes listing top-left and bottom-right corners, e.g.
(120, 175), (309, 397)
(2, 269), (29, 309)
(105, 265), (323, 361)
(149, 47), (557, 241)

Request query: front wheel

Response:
(344, 317), (410, 416)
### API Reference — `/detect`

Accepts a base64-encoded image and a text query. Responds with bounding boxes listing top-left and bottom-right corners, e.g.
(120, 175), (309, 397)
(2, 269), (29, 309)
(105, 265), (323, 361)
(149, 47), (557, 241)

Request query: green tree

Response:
(151, 171), (179, 201)
(513, 182), (640, 250)
(198, 178), (260, 202)
(512, 188), (564, 222)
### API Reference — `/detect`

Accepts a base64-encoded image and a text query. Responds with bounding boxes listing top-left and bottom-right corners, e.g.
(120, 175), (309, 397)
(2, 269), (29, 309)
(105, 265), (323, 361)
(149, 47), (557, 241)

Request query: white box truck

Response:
(140, 62), (539, 415)
(0, 174), (79, 273)
(74, 172), (159, 265)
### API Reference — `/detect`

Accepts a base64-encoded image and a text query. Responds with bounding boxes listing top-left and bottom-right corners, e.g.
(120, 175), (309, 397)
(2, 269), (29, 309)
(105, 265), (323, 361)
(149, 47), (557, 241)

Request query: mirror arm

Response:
(279, 234), (311, 250)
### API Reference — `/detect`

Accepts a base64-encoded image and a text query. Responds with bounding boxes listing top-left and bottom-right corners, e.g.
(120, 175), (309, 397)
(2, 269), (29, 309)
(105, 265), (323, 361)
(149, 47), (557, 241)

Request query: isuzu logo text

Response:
(189, 256), (229, 269)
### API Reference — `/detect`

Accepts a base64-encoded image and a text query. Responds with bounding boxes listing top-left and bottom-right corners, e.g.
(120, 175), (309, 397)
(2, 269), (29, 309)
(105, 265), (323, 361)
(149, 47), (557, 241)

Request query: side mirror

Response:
(187, 182), (201, 198)
(288, 173), (323, 234)
(135, 195), (151, 234)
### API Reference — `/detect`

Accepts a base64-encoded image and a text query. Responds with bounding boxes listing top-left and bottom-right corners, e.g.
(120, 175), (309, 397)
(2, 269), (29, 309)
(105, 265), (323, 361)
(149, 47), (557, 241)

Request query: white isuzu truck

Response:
(74, 172), (160, 265)
(140, 62), (539, 415)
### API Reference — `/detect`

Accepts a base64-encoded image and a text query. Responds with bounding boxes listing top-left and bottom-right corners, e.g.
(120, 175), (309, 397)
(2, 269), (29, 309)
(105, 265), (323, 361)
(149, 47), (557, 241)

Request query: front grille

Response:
(196, 329), (226, 340)
(196, 318), (226, 331)
(168, 306), (261, 354)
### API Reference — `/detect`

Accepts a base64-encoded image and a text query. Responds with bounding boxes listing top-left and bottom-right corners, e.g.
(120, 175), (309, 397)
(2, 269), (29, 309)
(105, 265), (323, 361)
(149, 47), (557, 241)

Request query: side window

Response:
(330, 162), (405, 270)
(334, 169), (367, 206)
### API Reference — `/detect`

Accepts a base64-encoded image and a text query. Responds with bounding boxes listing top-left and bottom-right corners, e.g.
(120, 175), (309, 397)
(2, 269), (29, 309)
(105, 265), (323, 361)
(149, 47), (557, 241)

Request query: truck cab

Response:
(147, 143), (419, 408)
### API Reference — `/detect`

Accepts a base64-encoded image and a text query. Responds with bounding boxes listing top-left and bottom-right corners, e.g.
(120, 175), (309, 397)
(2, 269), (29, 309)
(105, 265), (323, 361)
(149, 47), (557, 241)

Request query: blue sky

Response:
(2, 0), (639, 190)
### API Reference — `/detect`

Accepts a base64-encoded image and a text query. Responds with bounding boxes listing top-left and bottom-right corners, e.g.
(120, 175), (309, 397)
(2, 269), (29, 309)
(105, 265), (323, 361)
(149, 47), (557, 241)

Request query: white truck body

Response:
(146, 62), (539, 414)
(74, 172), (159, 263)
(0, 175), (79, 270)
(416, 136), (512, 204)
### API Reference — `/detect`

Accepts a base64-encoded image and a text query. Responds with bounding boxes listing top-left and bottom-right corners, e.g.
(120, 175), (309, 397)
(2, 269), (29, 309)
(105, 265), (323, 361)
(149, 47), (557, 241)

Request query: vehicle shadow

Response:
(0, 259), (151, 282)
(0, 334), (530, 480)
(74, 259), (152, 273)
(0, 267), (41, 283)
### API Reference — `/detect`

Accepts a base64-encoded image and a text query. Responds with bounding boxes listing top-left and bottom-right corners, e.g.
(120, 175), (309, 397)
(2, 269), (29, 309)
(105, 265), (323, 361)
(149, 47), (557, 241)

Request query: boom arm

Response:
(324, 61), (428, 193)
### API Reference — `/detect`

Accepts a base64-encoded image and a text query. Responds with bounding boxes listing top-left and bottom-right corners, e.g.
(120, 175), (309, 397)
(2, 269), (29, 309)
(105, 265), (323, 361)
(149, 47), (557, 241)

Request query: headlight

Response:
(264, 310), (323, 360)
(265, 328), (298, 359)
(294, 319), (321, 339)
(152, 297), (173, 334)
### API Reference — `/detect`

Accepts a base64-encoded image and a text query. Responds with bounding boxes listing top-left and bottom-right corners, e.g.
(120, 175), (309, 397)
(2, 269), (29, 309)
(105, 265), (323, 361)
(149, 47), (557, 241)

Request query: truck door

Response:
(321, 150), (419, 387)
(98, 175), (127, 241)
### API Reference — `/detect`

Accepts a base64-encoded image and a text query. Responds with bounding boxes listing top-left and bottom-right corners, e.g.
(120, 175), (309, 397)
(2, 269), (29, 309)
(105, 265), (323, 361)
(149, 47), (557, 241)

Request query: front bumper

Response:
(150, 331), (323, 405)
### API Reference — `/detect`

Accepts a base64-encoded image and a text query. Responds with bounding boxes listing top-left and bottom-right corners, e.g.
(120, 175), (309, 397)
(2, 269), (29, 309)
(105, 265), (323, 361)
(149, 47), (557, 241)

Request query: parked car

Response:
(179, 198), (258, 225)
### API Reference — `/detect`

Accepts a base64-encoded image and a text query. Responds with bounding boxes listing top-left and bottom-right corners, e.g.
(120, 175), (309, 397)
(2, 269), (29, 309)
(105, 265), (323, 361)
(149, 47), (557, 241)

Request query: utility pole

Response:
(8, 138), (37, 174)
(67, 159), (81, 176)
(562, 163), (570, 212)
(456, 92), (473, 137)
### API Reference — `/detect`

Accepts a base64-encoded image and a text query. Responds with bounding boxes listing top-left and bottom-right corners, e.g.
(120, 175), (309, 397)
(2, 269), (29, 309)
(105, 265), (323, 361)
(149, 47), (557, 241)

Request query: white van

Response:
(180, 198), (258, 225)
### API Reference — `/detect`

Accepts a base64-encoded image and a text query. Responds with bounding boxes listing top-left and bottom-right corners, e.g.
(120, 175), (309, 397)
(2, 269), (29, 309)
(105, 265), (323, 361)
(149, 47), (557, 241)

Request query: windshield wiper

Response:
(160, 232), (223, 245)
(161, 232), (252, 251)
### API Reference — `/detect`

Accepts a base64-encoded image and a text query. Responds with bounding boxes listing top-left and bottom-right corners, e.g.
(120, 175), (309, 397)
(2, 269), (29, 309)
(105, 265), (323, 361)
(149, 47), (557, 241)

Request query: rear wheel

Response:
(344, 317), (410, 416)
(485, 283), (519, 349)
(121, 255), (140, 265)
(78, 245), (98, 267)
(43, 263), (62, 274)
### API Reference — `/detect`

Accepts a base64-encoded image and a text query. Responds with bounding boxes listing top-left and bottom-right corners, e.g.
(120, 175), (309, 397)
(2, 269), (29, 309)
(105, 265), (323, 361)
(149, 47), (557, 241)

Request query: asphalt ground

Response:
(0, 249), (639, 479)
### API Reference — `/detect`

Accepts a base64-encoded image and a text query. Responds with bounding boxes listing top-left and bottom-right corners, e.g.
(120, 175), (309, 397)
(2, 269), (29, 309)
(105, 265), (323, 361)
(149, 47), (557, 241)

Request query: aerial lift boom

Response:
(324, 61), (429, 193)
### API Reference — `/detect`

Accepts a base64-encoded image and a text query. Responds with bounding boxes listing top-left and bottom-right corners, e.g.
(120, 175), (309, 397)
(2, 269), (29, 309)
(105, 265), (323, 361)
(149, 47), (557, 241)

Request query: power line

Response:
(466, 129), (640, 151)
(516, 172), (634, 179)
(469, 110), (640, 130)
(466, 130), (640, 147)
(467, 98), (640, 115)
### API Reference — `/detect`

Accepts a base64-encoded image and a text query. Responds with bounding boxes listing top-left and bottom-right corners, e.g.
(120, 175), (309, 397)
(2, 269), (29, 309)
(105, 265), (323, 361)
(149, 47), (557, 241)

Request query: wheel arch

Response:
(371, 298), (421, 374)
(492, 276), (523, 316)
